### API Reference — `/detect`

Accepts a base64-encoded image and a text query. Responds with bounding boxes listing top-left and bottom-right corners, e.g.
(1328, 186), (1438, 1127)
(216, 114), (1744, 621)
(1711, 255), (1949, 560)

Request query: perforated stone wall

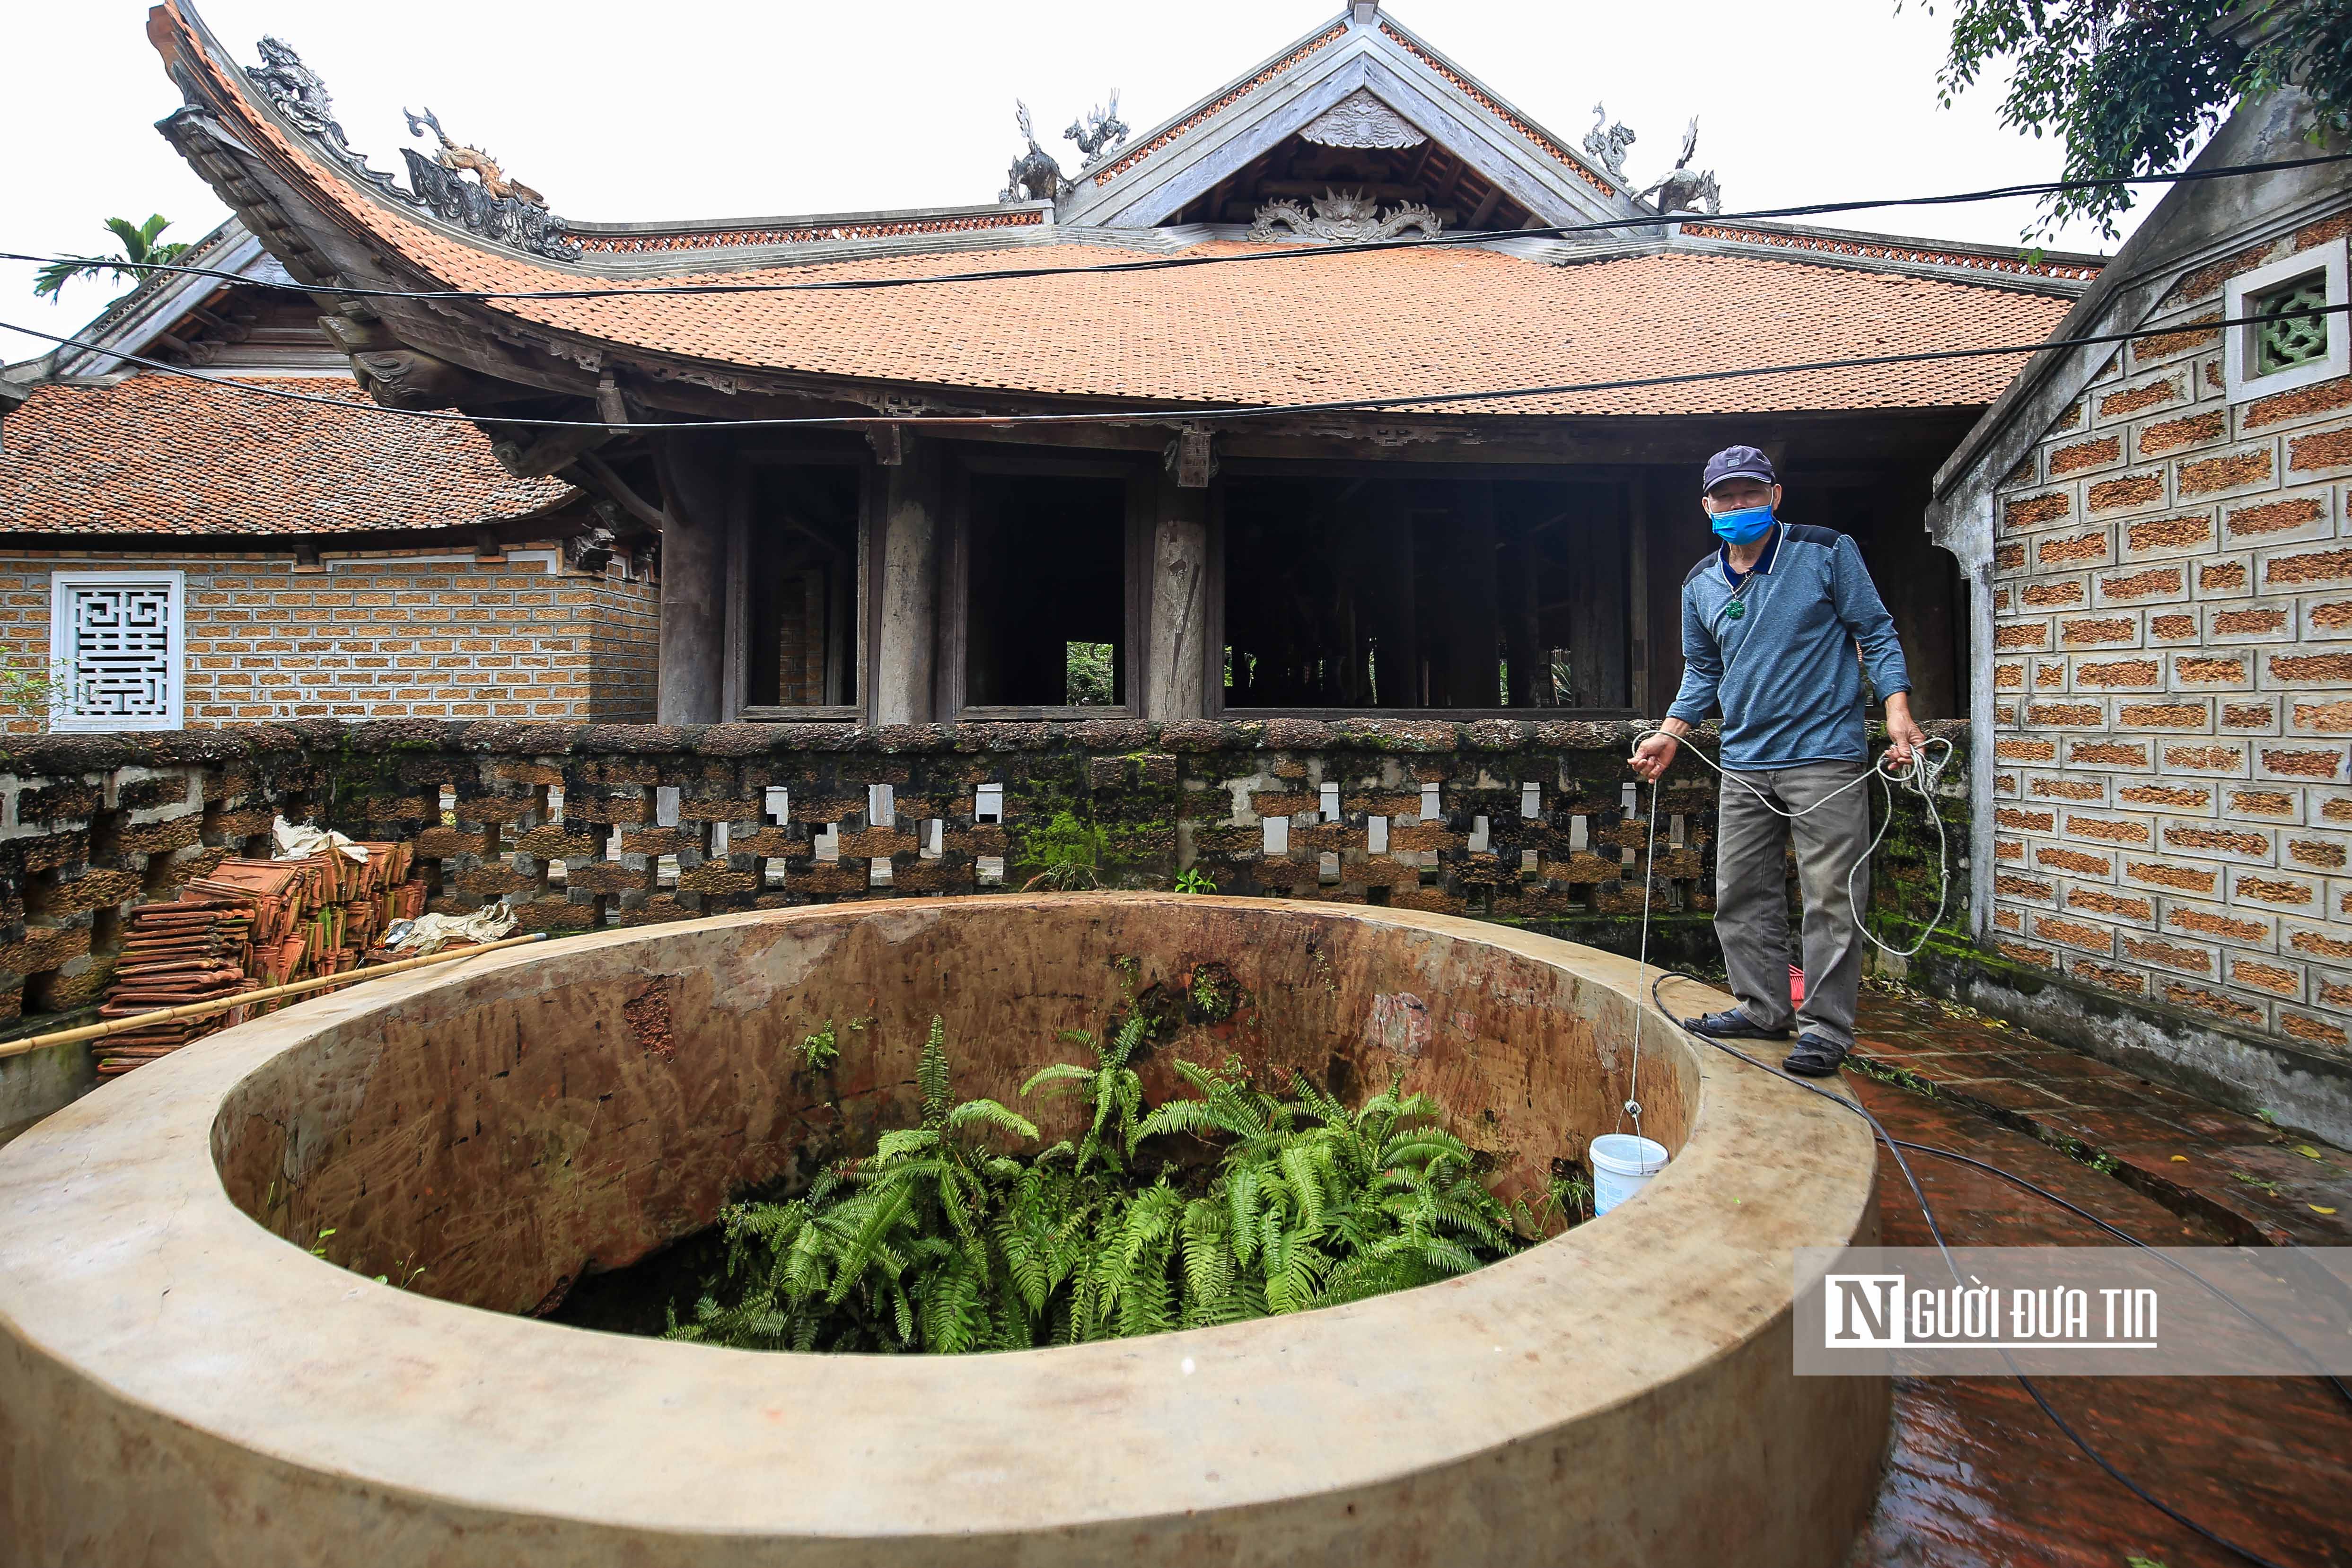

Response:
(0, 717), (1958, 1035)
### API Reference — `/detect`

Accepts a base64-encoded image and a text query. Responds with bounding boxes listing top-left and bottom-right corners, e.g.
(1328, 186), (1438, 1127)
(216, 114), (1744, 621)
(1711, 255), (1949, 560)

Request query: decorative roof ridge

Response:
(155, 3), (589, 268)
(154, 8), (1067, 282)
(1671, 218), (2106, 287)
(570, 202), (1052, 255)
(1371, 17), (1618, 199)
(1088, 14), (1354, 190)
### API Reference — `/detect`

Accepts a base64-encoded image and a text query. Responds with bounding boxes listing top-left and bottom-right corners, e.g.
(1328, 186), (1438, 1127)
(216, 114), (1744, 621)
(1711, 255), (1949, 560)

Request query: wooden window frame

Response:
(1205, 464), (1641, 720)
(728, 449), (869, 724)
(941, 447), (1150, 722)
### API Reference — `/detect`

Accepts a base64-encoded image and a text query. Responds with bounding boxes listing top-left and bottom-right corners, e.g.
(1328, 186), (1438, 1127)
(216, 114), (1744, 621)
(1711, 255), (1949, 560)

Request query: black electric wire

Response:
(1648, 968), (2335, 1568)
(1, 150), (2345, 304)
(4, 301), (2344, 438)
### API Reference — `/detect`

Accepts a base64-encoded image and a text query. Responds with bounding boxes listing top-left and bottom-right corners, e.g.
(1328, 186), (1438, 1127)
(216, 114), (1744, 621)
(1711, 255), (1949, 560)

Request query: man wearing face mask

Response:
(1629, 446), (1926, 1077)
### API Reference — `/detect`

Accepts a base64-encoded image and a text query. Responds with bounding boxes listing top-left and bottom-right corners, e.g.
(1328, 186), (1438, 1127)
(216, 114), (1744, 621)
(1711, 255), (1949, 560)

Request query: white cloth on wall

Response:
(272, 815), (369, 863)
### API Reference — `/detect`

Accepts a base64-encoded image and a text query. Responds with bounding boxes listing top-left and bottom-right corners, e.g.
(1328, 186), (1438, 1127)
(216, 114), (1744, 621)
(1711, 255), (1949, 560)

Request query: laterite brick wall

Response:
(1989, 209), (2352, 1060)
(0, 549), (658, 731)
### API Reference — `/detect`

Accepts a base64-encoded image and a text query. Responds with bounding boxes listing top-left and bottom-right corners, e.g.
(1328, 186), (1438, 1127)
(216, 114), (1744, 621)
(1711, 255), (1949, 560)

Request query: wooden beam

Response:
(575, 450), (670, 531)
(491, 424), (614, 479)
(1627, 480), (1650, 715)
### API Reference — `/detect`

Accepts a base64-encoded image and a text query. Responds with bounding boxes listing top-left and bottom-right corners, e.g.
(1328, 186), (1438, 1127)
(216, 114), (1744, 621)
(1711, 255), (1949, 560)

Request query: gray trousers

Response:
(1712, 759), (1870, 1050)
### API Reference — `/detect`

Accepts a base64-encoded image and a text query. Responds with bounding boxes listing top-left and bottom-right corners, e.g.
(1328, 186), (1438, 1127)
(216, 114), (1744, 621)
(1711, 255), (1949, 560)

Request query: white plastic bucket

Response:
(1589, 1134), (1669, 1216)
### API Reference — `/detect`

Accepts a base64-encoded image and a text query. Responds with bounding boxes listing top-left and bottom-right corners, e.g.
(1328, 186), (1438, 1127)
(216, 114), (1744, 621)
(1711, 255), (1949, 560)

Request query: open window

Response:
(743, 465), (859, 714)
(961, 474), (1130, 714)
(1220, 475), (1629, 711)
(2224, 237), (2349, 402)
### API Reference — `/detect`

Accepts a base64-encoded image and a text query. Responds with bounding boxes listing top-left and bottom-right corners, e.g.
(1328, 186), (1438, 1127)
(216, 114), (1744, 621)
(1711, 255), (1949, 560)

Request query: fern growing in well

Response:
(669, 1013), (1561, 1355)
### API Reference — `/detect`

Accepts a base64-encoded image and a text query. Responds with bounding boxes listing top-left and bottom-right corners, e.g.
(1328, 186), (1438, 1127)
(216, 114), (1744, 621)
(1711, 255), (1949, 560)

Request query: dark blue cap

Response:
(1702, 445), (1776, 494)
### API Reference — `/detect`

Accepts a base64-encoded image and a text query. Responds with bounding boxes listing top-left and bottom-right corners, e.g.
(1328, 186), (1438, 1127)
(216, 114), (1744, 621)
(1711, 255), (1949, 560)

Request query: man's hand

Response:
(1884, 692), (1927, 771)
(1631, 725), (1684, 782)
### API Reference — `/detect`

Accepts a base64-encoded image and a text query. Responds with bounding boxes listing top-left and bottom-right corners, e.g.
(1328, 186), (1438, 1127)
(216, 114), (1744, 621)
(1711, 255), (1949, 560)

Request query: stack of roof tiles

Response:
(96, 901), (259, 1075)
(93, 841), (427, 1075)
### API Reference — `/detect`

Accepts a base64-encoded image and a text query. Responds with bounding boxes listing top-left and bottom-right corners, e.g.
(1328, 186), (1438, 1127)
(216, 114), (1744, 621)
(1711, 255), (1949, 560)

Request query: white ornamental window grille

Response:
(48, 571), (184, 732)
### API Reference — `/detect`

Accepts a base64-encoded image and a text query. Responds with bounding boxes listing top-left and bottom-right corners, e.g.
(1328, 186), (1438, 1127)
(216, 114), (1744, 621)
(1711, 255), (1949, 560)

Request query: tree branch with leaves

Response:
(31, 216), (193, 303)
(1916, 0), (2352, 237)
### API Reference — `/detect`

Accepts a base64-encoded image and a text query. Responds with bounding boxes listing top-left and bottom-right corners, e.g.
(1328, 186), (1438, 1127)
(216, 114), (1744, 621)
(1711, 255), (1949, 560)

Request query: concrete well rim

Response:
(0, 895), (1881, 1557)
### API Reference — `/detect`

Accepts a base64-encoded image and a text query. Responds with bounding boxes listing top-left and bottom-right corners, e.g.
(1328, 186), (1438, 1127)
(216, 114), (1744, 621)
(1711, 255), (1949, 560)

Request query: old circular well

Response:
(0, 896), (1882, 1566)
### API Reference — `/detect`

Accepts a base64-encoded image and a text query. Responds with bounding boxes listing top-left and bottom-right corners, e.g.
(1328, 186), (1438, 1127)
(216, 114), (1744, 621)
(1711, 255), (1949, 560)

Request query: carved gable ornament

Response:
(1249, 188), (1442, 245)
(1299, 88), (1425, 150)
(244, 35), (579, 261)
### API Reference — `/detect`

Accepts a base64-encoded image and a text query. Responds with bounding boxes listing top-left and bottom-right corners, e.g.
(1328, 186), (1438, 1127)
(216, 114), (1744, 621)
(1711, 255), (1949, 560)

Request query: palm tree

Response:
(32, 216), (193, 303)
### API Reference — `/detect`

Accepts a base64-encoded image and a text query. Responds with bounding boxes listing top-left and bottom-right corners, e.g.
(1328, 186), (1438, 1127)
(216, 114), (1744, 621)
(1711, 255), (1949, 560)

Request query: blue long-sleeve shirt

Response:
(1667, 522), (1911, 770)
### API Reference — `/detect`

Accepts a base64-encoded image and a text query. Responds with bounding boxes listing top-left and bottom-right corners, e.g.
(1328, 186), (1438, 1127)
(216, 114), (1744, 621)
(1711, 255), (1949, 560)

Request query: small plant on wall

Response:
(1022, 809), (1105, 891)
(0, 656), (69, 719)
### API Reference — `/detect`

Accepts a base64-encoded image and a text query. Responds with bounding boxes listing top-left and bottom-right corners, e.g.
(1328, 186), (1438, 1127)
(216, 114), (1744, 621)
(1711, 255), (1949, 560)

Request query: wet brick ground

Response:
(1841, 986), (2352, 1568)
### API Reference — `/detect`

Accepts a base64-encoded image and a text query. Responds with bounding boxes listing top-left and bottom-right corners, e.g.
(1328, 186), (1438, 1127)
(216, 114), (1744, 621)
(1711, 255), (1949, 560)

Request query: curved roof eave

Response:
(145, 1), (2080, 425)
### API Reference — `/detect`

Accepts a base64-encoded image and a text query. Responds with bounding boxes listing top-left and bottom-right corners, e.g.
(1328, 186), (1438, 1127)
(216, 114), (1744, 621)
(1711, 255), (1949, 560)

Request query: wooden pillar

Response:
(1512, 523), (1545, 707)
(1144, 473), (1212, 720)
(1561, 488), (1629, 709)
(872, 437), (944, 726)
(1352, 486), (1417, 709)
(653, 438), (730, 725)
(1638, 468), (1694, 717)
(1443, 481), (1499, 707)
(1627, 480), (1651, 715)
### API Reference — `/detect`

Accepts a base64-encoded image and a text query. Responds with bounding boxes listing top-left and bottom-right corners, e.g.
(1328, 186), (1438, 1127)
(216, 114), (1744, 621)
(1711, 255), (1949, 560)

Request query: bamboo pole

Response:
(0, 932), (549, 1061)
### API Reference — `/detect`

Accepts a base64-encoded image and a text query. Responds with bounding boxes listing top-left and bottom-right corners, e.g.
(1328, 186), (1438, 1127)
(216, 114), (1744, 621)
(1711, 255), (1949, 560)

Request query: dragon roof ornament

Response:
(1248, 188), (1442, 245)
(999, 93), (1131, 205)
(1582, 105), (1634, 181)
(1640, 117), (1722, 217)
(243, 35), (579, 261)
(999, 101), (1071, 205)
(1066, 93), (1131, 168)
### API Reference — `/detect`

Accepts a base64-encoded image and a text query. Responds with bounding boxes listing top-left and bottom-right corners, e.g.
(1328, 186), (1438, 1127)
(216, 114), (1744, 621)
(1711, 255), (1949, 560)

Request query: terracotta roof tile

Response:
(0, 375), (571, 536)
(167, 6), (2074, 419)
(414, 240), (2071, 417)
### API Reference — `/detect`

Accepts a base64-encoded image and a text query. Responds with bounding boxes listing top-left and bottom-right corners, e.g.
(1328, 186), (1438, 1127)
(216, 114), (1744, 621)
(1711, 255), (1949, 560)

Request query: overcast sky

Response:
(2, 0), (2153, 367)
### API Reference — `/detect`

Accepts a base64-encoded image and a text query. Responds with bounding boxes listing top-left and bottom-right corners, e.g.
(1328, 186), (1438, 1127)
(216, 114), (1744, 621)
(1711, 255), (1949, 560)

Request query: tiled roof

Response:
(512, 241), (2073, 416)
(0, 375), (572, 536)
(159, 4), (2075, 419)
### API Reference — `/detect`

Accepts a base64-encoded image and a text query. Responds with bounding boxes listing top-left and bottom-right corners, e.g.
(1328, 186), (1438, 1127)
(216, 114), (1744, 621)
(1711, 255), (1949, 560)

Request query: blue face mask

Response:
(1709, 504), (1774, 545)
